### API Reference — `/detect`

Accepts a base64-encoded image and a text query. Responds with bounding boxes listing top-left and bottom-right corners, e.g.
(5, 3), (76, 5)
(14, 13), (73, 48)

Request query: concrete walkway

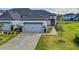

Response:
(43, 26), (57, 35)
(50, 26), (57, 35)
(0, 33), (41, 50)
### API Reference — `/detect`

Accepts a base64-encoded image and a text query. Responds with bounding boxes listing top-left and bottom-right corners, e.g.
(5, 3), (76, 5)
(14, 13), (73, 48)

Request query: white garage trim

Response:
(21, 20), (47, 26)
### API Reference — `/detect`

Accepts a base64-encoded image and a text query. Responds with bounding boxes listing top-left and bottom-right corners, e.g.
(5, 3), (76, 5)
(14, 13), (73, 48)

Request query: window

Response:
(47, 20), (51, 26)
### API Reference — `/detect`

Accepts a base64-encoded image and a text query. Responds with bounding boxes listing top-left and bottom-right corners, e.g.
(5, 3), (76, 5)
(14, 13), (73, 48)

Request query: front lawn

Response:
(63, 23), (79, 34)
(36, 22), (79, 50)
(0, 31), (17, 45)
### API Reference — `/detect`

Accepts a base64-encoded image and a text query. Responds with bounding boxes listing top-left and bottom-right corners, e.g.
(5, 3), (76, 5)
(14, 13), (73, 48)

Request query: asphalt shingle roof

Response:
(10, 8), (56, 18)
(0, 11), (12, 18)
(0, 8), (56, 20)
(64, 13), (75, 16)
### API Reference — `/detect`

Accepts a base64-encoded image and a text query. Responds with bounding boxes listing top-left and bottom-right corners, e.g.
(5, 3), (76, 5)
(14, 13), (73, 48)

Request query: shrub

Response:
(3, 31), (15, 35)
(7, 32), (11, 34)
(3, 31), (7, 34)
(13, 28), (22, 34)
(11, 32), (15, 34)
(0, 37), (3, 41)
(55, 23), (64, 31)
(74, 33), (79, 45)
(46, 28), (52, 33)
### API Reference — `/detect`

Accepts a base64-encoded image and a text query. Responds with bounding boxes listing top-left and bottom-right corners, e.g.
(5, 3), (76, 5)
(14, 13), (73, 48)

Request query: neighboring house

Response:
(63, 13), (79, 20)
(0, 8), (56, 33)
(74, 13), (79, 20)
(63, 13), (76, 20)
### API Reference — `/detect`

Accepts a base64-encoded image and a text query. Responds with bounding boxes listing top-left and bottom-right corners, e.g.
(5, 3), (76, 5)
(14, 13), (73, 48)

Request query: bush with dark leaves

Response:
(74, 33), (79, 45)
(3, 31), (7, 34)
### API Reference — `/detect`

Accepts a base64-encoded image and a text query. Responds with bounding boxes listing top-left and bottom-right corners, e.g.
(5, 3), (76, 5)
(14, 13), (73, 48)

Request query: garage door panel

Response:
(0, 23), (11, 31)
(3, 23), (11, 30)
(23, 23), (43, 32)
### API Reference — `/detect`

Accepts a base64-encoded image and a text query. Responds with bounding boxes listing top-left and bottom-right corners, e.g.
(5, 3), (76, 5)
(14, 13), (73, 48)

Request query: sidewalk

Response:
(50, 27), (57, 35)
(43, 26), (57, 35)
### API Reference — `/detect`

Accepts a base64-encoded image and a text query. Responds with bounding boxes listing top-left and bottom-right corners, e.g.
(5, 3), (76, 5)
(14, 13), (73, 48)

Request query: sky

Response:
(0, 8), (79, 14)
(43, 8), (79, 14)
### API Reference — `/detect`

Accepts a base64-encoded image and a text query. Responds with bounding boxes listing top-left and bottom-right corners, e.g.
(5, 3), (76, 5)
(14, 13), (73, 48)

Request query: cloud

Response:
(0, 8), (79, 14)
(44, 8), (79, 14)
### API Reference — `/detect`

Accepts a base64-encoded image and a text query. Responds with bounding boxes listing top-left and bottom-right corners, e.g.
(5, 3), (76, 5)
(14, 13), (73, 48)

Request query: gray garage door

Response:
(0, 22), (11, 31)
(23, 23), (43, 32)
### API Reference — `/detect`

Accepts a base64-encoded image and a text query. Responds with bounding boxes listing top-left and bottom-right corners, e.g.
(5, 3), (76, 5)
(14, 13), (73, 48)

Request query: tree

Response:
(57, 14), (65, 43)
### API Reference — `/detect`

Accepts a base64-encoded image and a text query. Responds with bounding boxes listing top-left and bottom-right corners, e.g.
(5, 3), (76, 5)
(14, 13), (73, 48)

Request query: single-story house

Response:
(74, 13), (79, 20)
(63, 13), (79, 20)
(63, 13), (76, 20)
(0, 8), (56, 33)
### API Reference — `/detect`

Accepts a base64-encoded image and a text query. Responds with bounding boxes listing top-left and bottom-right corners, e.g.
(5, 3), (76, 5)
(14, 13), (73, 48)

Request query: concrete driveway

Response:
(0, 33), (41, 50)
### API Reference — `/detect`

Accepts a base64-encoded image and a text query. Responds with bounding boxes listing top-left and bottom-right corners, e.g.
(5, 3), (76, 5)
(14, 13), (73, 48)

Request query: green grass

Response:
(36, 21), (79, 50)
(63, 23), (79, 33)
(0, 32), (17, 45)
